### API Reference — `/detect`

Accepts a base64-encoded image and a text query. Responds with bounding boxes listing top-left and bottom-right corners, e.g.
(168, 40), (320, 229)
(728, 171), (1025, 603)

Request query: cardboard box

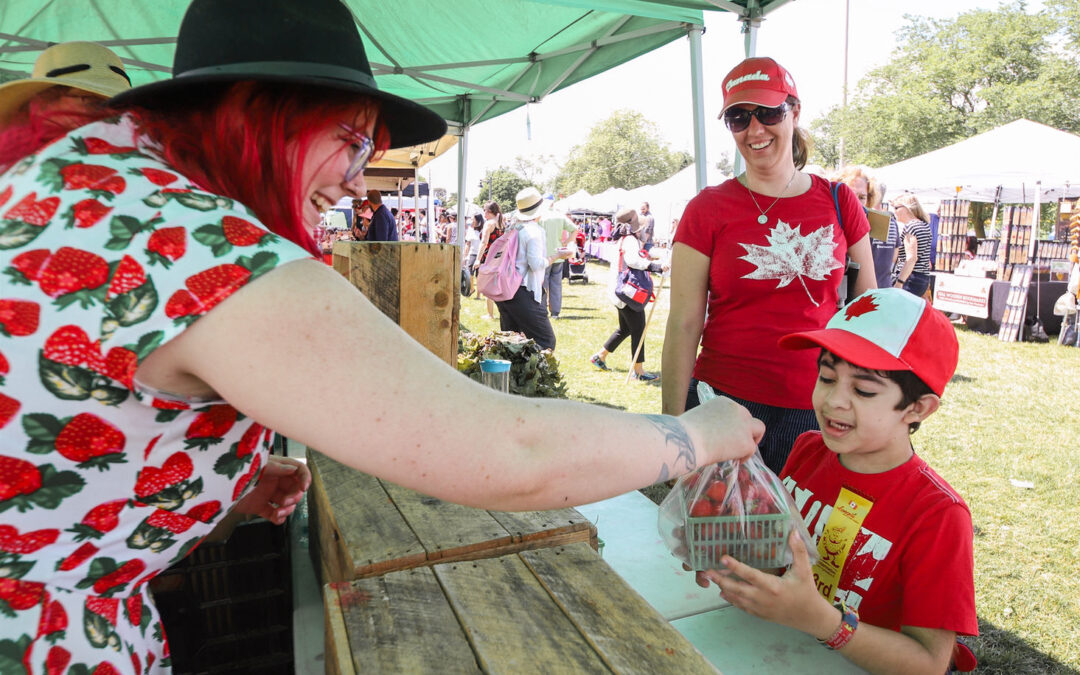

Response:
(867, 208), (892, 242)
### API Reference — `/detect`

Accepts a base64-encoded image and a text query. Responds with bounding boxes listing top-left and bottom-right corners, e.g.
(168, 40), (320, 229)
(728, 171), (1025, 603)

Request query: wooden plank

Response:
(434, 556), (612, 674)
(332, 569), (481, 674)
(521, 544), (719, 674)
(488, 508), (594, 545)
(397, 243), (460, 365)
(306, 449), (353, 585)
(341, 241), (401, 323)
(307, 450), (427, 581)
(324, 584), (357, 675)
(381, 481), (513, 562)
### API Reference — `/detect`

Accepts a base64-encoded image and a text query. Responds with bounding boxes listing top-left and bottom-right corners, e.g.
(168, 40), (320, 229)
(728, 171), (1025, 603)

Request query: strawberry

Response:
(705, 481), (728, 504)
(85, 595), (119, 625)
(0, 185), (11, 207)
(37, 597), (67, 638)
(236, 423), (262, 458)
(0, 455), (42, 501)
(0, 577), (45, 610)
(99, 175), (126, 195)
(134, 452), (194, 499)
(42, 325), (102, 368)
(92, 558), (146, 594)
(44, 645), (71, 675)
(186, 264), (250, 306)
(0, 299), (40, 336)
(0, 393), (18, 430)
(3, 191), (60, 226)
(102, 347), (137, 389)
(233, 453), (263, 500)
(130, 651), (141, 675)
(0, 524), (60, 553)
(7, 248), (50, 283)
(38, 247), (109, 299)
(186, 500), (221, 523)
(124, 594), (143, 626)
(222, 216), (267, 246)
(134, 168), (179, 186)
(105, 255), (146, 299)
(78, 138), (137, 155)
(164, 289), (200, 320)
(689, 498), (718, 517)
(91, 662), (122, 675)
(58, 163), (120, 190)
(53, 413), (126, 467)
(69, 499), (127, 541)
(146, 510), (194, 535)
(184, 404), (238, 450)
(65, 198), (111, 229)
(56, 541), (99, 571)
(145, 226), (186, 266)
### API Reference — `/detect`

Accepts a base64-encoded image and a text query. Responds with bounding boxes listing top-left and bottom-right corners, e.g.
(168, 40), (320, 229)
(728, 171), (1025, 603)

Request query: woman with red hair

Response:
(0, 1), (763, 672)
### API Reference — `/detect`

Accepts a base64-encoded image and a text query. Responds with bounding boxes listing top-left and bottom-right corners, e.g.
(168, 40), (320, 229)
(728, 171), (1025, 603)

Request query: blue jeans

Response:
(898, 271), (931, 298)
(541, 261), (564, 316)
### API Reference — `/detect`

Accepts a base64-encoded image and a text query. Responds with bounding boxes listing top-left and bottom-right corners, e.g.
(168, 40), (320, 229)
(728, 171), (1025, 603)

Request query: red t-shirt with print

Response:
(674, 175), (870, 408)
(780, 432), (978, 636)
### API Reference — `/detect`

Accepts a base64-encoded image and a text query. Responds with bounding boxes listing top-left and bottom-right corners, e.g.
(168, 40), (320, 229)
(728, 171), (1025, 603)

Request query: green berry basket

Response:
(683, 494), (792, 571)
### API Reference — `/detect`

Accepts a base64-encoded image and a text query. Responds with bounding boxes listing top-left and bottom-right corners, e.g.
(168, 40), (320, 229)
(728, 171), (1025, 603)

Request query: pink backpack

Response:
(476, 226), (522, 301)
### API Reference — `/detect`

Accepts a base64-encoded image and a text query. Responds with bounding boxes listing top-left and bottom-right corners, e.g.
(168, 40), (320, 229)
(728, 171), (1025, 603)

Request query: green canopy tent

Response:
(0, 0), (792, 241)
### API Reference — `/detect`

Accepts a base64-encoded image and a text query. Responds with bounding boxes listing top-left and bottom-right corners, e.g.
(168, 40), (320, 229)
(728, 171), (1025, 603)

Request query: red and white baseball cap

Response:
(721, 56), (799, 114)
(778, 288), (958, 396)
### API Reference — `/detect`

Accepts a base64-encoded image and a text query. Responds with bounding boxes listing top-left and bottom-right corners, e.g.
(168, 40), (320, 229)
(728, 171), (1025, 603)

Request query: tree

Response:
(553, 110), (691, 194)
(810, 2), (1080, 169)
(478, 167), (533, 216)
(512, 154), (557, 193)
(715, 151), (734, 177)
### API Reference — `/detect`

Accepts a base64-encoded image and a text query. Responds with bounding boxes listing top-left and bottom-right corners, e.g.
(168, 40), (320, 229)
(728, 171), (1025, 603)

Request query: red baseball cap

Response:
(721, 56), (799, 114)
(779, 288), (958, 396)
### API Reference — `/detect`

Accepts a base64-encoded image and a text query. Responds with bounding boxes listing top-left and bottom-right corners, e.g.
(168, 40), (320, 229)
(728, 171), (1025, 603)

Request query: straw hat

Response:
(111, 0), (446, 149)
(0, 41), (131, 124)
(515, 187), (545, 221)
(615, 207), (642, 233)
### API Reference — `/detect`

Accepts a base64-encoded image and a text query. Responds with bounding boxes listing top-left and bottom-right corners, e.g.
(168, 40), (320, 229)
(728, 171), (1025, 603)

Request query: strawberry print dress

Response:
(0, 114), (311, 675)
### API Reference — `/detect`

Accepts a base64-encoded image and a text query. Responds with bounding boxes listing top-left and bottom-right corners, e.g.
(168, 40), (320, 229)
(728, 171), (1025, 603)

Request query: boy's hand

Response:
(701, 530), (838, 638)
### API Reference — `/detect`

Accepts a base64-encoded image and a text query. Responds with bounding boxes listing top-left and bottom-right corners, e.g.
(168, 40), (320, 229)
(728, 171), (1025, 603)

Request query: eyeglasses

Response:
(722, 102), (791, 132)
(338, 122), (375, 183)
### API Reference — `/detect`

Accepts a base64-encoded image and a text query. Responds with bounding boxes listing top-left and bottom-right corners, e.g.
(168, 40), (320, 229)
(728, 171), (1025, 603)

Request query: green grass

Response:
(460, 261), (1080, 674)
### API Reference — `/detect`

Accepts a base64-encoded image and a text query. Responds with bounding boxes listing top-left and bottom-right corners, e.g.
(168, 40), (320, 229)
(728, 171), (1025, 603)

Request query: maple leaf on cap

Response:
(844, 294), (879, 320)
(739, 221), (843, 306)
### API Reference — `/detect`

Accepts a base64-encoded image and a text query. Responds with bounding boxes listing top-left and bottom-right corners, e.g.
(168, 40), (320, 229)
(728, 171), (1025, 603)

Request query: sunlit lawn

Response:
(460, 260), (1080, 674)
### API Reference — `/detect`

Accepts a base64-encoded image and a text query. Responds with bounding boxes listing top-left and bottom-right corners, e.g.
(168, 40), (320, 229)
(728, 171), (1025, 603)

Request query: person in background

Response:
(473, 200), (506, 321)
(365, 189), (397, 241)
(590, 208), (666, 381)
(699, 288), (977, 675)
(0, 41), (131, 171)
(538, 208), (577, 319)
(639, 201), (656, 251)
(0, 1), (764, 672)
(463, 213), (482, 271)
(493, 188), (557, 350)
(836, 166), (898, 292)
(891, 193), (933, 297)
(661, 56), (875, 475)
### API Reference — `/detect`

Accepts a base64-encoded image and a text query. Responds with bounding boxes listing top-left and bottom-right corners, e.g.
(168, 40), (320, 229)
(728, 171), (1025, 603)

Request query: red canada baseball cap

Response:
(779, 288), (958, 396)
(721, 56), (799, 114)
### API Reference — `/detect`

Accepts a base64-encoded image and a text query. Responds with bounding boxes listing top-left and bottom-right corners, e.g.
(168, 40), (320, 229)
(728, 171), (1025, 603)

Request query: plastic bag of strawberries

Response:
(658, 451), (818, 571)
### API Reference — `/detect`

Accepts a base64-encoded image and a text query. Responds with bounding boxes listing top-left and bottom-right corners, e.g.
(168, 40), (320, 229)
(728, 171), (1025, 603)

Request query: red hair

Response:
(123, 82), (389, 256)
(0, 94), (112, 171)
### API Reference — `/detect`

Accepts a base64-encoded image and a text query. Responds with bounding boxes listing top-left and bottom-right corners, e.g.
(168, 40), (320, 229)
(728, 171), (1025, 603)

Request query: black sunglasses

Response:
(722, 102), (791, 132)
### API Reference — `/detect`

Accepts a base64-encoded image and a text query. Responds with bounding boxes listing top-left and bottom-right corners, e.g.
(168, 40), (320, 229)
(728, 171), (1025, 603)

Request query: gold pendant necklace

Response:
(746, 168), (798, 224)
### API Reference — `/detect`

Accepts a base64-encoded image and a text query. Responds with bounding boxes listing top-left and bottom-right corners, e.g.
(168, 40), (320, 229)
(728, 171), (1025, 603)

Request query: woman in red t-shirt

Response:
(661, 57), (876, 474)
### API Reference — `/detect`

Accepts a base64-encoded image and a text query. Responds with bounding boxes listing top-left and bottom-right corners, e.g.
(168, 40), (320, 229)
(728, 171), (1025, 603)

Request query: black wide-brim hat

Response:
(111, 0), (446, 149)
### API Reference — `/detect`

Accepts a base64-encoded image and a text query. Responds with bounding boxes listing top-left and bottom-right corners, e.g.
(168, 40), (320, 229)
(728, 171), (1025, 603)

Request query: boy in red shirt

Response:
(703, 288), (977, 674)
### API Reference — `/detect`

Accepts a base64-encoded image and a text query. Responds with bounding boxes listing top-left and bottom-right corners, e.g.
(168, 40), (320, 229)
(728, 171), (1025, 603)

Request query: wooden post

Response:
(332, 241), (460, 365)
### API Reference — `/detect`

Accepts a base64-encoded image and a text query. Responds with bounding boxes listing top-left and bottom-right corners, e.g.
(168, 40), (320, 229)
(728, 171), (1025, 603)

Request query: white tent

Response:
(873, 119), (1080, 206)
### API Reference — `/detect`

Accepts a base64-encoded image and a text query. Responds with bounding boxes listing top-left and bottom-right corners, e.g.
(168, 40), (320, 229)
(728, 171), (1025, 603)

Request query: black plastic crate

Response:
(152, 518), (293, 675)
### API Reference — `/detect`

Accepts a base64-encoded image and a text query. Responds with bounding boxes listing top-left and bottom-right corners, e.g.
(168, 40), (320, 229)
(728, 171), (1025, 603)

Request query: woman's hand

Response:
(679, 396), (764, 466)
(233, 455), (312, 525)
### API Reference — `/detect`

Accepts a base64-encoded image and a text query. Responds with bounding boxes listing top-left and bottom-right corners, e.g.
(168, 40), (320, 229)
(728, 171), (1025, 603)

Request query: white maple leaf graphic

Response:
(739, 220), (843, 307)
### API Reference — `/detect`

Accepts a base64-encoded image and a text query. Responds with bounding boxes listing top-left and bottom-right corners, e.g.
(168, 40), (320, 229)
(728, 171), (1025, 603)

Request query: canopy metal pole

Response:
(733, 10), (760, 177)
(1028, 181), (1041, 264)
(456, 103), (470, 251)
(688, 25), (708, 192)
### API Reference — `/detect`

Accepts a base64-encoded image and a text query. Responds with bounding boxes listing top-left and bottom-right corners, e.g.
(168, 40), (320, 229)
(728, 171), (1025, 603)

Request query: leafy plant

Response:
(458, 330), (567, 398)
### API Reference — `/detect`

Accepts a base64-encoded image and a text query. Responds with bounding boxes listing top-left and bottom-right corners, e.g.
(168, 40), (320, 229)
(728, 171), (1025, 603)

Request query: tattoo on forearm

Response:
(645, 414), (696, 483)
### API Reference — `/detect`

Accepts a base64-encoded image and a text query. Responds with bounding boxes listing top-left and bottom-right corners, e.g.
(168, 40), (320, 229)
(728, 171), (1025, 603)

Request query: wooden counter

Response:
(324, 542), (719, 674)
(306, 449), (597, 583)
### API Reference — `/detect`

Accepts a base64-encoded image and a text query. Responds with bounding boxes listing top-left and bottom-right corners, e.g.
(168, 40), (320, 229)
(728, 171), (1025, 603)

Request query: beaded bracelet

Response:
(819, 600), (859, 650)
